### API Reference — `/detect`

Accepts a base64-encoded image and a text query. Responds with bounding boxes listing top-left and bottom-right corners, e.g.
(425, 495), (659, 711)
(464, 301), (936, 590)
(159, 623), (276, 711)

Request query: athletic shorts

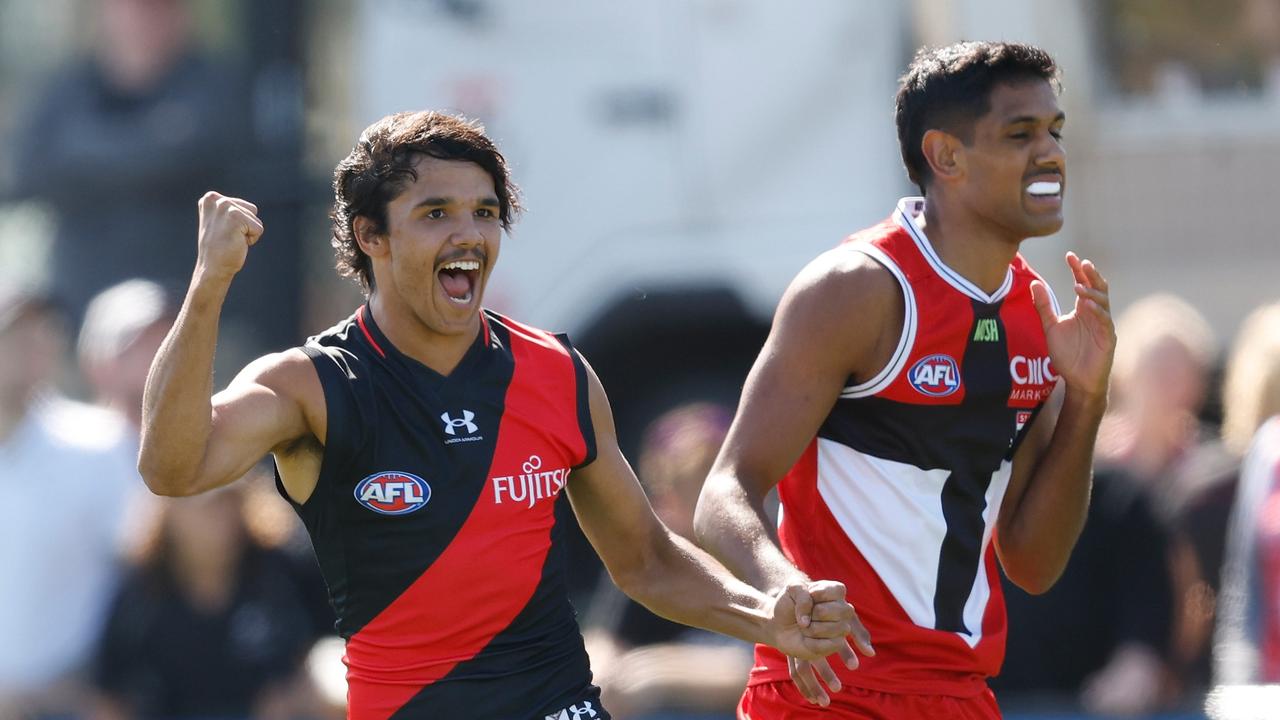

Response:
(738, 680), (1001, 719)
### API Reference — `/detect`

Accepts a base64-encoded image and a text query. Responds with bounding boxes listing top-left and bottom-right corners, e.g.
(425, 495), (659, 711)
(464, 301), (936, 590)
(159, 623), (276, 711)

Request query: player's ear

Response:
(353, 216), (388, 258)
(921, 129), (965, 182)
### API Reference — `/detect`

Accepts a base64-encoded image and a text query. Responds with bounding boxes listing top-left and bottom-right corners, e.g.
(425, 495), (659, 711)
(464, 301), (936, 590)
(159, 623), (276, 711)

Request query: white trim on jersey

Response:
(1042, 273), (1062, 317)
(894, 198), (1014, 305)
(813, 438), (1013, 646)
(964, 457), (1015, 647)
(841, 244), (918, 399)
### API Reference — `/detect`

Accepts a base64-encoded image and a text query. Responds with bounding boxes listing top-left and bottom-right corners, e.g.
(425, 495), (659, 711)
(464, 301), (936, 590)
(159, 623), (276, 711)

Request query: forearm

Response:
(1001, 388), (1106, 592)
(137, 274), (230, 494)
(619, 529), (779, 647)
(694, 473), (807, 594)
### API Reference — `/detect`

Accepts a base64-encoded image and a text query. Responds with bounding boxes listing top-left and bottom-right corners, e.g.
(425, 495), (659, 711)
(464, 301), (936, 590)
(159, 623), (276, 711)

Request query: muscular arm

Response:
(138, 193), (319, 497)
(694, 251), (899, 596)
(996, 253), (1114, 593)
(567, 358), (856, 663)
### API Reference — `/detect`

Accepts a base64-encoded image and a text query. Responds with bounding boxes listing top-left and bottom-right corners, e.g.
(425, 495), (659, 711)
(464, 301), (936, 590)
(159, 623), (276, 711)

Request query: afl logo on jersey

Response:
(354, 471), (431, 515)
(908, 354), (961, 397)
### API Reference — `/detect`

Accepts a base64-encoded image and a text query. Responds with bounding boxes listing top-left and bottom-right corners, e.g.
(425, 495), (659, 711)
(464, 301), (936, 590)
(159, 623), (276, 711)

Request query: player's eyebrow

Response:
(1004, 111), (1066, 126)
(412, 196), (500, 209)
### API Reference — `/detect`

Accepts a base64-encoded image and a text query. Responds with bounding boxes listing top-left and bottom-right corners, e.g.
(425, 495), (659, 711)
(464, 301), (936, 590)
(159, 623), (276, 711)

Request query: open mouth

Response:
(1026, 180), (1062, 197)
(438, 259), (481, 305)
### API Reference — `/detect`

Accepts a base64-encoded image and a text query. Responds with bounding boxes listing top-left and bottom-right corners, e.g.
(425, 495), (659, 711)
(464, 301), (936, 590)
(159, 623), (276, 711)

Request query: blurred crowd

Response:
(993, 296), (1280, 718)
(3, 1), (1280, 720)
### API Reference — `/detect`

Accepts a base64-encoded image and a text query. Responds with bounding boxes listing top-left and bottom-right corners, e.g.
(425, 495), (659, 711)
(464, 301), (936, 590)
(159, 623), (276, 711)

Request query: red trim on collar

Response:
(356, 305), (387, 358)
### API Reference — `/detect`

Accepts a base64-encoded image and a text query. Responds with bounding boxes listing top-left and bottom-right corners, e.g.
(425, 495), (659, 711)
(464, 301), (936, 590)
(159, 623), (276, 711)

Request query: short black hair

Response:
(331, 111), (521, 291)
(895, 41), (1060, 193)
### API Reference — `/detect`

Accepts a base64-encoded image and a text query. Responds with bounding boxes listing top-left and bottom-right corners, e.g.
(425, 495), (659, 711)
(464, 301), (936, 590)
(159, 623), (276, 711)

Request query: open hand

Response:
(1030, 252), (1115, 401)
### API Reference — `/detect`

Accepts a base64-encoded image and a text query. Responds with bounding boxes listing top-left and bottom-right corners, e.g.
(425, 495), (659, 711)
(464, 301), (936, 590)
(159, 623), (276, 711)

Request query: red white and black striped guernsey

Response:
(749, 197), (1060, 699)
(276, 306), (610, 720)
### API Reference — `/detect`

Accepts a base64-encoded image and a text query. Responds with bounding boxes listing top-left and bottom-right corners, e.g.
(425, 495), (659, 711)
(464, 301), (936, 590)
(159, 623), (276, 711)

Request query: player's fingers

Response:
(787, 585), (814, 628)
(786, 657), (813, 704)
(1085, 297), (1114, 328)
(788, 658), (830, 707)
(811, 656), (843, 694)
(1074, 283), (1109, 311)
(225, 197), (259, 215)
(836, 637), (860, 670)
(228, 208), (265, 243)
(1081, 258), (1109, 293)
(850, 611), (875, 657)
(808, 598), (854, 624)
(1030, 280), (1057, 332)
(1065, 251), (1089, 286)
(805, 580), (847, 603)
(800, 620), (853, 640)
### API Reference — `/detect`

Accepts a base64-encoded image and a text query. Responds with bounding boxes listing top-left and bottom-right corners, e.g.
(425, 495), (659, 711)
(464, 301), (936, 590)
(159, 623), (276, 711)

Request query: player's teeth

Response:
(1027, 181), (1061, 196)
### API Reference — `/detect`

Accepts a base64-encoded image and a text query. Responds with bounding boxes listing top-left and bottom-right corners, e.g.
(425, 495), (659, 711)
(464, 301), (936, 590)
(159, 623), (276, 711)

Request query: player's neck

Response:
(919, 197), (1020, 295)
(367, 292), (480, 377)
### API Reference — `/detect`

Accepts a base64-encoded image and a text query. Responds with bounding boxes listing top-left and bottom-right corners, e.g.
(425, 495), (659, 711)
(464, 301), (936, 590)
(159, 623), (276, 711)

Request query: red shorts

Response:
(739, 680), (1002, 719)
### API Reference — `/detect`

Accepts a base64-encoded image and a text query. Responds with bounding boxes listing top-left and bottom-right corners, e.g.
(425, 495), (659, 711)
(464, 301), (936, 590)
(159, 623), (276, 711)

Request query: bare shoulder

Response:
(777, 246), (904, 383)
(231, 348), (320, 399)
(795, 245), (900, 307)
(220, 347), (326, 447)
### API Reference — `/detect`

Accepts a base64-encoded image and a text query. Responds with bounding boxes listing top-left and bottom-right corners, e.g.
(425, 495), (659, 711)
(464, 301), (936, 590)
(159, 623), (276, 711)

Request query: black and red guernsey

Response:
(277, 305), (610, 720)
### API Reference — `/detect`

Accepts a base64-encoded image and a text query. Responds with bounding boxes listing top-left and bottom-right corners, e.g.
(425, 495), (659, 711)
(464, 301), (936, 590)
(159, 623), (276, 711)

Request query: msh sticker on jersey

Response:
(354, 471), (432, 515)
(908, 354), (961, 397)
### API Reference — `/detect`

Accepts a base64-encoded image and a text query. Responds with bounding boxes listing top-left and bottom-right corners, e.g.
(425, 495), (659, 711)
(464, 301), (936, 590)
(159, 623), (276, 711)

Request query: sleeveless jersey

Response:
(748, 197), (1060, 698)
(278, 306), (607, 720)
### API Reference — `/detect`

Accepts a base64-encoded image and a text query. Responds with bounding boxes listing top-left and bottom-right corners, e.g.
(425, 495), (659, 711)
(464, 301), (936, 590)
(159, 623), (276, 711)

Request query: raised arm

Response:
(566, 356), (858, 667)
(138, 192), (318, 497)
(996, 252), (1115, 593)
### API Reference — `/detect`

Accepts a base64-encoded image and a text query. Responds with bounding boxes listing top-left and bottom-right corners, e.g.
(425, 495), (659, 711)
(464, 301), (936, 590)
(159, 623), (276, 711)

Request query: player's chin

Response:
(1022, 213), (1064, 238)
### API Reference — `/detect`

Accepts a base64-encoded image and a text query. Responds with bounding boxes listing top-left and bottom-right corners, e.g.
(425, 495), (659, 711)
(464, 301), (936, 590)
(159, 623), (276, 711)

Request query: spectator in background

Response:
(1213, 301), (1280, 684)
(1095, 293), (1216, 495)
(1090, 294), (1217, 711)
(90, 474), (318, 720)
(79, 279), (177, 431)
(79, 279), (338, 702)
(0, 285), (138, 716)
(585, 403), (754, 719)
(994, 460), (1175, 715)
(997, 293), (1215, 716)
(1167, 301), (1280, 692)
(7, 0), (245, 333)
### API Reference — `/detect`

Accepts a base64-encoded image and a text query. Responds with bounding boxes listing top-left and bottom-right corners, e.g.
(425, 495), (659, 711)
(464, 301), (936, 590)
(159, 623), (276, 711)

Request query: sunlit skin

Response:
(138, 154), (869, 691)
(355, 156), (503, 375)
(695, 70), (1115, 707)
(920, 78), (1066, 294)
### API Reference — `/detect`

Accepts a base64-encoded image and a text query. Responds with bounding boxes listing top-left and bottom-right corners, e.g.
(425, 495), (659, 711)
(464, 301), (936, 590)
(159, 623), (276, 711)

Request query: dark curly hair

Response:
(330, 111), (522, 290)
(895, 41), (1060, 194)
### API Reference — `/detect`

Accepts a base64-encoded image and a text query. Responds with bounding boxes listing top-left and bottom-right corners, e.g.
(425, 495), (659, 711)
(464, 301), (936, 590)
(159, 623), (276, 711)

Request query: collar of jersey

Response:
(357, 304), (493, 383)
(894, 197), (1014, 305)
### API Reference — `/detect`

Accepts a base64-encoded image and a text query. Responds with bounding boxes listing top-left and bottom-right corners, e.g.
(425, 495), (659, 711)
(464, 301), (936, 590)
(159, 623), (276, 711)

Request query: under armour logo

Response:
(545, 701), (598, 720)
(441, 410), (478, 436)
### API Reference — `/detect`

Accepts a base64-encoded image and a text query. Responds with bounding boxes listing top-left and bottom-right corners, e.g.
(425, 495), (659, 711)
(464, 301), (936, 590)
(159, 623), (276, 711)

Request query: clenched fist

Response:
(196, 191), (264, 285)
(769, 580), (875, 707)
